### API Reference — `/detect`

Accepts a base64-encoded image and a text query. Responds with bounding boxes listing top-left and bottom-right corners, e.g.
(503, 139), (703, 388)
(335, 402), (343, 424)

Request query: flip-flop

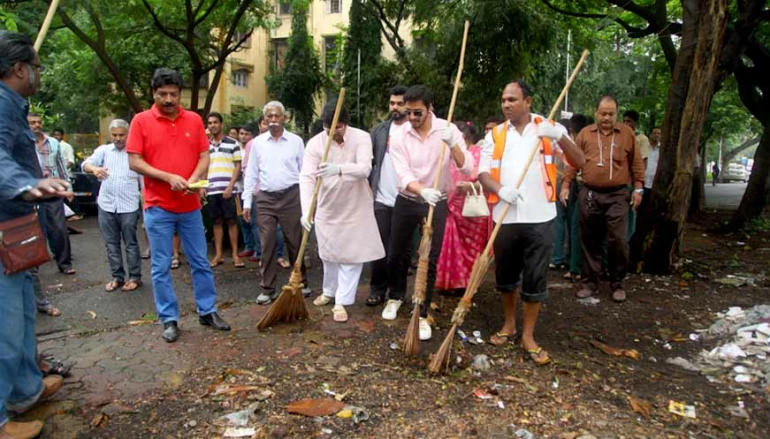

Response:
(277, 258), (291, 269)
(141, 250), (151, 260)
(170, 257), (180, 269)
(121, 279), (142, 291)
(233, 261), (245, 268)
(209, 259), (224, 268)
(38, 305), (62, 317)
(524, 346), (552, 366)
(61, 268), (76, 275)
(489, 331), (517, 346)
(105, 280), (124, 292)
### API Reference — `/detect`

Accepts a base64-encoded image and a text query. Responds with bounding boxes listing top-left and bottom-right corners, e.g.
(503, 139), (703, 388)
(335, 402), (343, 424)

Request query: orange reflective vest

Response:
(486, 117), (558, 204)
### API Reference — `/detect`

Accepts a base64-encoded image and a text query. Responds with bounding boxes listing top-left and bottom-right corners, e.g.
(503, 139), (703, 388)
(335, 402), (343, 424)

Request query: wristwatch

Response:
(634, 188), (644, 194)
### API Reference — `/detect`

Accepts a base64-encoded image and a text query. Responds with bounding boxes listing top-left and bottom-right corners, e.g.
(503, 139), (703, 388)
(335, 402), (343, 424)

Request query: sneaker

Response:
(256, 292), (275, 305)
(313, 295), (332, 306)
(419, 317), (432, 341)
(381, 299), (403, 320)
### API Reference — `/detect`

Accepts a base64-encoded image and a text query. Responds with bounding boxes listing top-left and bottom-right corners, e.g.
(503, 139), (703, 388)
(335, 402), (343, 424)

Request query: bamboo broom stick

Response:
(34, 0), (61, 52)
(428, 49), (590, 373)
(256, 89), (347, 330)
(404, 21), (470, 357)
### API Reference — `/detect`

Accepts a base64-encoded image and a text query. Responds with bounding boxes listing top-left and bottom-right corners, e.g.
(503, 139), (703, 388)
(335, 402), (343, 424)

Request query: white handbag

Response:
(461, 183), (490, 218)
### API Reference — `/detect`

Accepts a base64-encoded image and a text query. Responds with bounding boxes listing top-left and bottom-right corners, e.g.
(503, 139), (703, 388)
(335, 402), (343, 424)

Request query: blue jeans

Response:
(98, 207), (142, 281)
(0, 263), (44, 428)
(240, 207), (285, 258)
(144, 207), (218, 323)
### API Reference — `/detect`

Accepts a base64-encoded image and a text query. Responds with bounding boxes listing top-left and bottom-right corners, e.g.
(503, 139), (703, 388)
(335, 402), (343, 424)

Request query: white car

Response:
(722, 163), (748, 183)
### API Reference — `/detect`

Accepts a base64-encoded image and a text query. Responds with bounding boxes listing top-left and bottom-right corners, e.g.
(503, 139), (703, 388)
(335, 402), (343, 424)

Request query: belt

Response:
(583, 184), (626, 194)
(397, 193), (447, 205)
(262, 184), (298, 196)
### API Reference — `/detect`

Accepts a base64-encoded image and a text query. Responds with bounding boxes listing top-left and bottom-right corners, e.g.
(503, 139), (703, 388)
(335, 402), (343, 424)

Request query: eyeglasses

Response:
(29, 62), (45, 72)
(405, 109), (424, 117)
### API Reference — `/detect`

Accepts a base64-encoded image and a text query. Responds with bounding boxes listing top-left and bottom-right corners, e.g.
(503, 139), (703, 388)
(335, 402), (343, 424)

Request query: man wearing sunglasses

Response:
(384, 85), (473, 341)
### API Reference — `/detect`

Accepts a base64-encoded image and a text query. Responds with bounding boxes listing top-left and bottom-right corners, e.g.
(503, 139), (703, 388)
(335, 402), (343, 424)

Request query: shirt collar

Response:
(589, 123), (621, 133)
(151, 104), (185, 120)
(265, 129), (289, 142)
(0, 81), (28, 112)
(405, 112), (440, 138)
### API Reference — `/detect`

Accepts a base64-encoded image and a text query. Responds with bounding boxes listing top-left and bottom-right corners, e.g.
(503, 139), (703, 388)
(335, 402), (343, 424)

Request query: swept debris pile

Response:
(668, 305), (770, 389)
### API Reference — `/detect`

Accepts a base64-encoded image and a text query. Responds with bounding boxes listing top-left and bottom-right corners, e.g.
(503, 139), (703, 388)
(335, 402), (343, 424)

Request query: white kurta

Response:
(300, 127), (385, 264)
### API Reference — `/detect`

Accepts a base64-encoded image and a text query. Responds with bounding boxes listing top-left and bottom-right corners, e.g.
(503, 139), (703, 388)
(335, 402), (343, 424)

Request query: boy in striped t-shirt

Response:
(206, 112), (244, 267)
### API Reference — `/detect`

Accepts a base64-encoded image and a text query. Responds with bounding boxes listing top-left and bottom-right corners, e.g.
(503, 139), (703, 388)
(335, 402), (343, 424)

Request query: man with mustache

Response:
(366, 85), (408, 307)
(127, 68), (231, 342)
(561, 95), (644, 303)
(242, 101), (309, 304)
(83, 119), (143, 292)
(385, 85), (473, 341)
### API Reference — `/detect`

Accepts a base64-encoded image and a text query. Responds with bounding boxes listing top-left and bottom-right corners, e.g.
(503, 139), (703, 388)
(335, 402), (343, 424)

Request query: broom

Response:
(403, 21), (470, 357)
(256, 89), (347, 331)
(428, 49), (591, 373)
(34, 0), (60, 51)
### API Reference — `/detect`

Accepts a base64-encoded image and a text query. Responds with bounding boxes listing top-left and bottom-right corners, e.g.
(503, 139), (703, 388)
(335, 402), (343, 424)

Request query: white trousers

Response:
(321, 261), (364, 306)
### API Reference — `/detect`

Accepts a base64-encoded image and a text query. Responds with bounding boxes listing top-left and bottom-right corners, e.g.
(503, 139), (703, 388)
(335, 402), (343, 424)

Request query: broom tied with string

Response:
(403, 21), (471, 357)
(427, 49), (591, 373)
(257, 89), (347, 331)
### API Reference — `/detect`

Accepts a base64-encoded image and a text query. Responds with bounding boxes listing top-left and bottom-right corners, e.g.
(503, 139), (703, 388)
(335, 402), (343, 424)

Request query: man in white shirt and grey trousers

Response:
(242, 101), (309, 304)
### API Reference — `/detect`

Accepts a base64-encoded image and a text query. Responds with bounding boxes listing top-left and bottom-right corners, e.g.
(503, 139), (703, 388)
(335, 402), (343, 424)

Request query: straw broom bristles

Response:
(257, 89), (347, 331)
(427, 49), (591, 373)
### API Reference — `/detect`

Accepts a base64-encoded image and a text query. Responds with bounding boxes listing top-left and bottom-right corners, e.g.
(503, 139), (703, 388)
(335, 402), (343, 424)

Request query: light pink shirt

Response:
(389, 113), (472, 195)
(241, 139), (258, 193)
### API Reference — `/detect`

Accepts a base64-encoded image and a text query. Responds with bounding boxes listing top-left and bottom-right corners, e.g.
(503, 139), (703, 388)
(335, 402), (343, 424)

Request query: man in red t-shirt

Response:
(127, 68), (230, 342)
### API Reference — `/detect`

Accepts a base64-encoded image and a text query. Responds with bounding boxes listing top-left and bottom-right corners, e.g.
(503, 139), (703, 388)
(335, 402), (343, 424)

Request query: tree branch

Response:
(194, 0), (223, 26)
(140, 0), (186, 45)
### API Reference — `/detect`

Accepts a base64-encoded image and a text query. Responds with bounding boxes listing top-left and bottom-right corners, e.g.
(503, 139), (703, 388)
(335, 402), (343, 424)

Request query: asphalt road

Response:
(36, 217), (328, 337)
(704, 181), (747, 209)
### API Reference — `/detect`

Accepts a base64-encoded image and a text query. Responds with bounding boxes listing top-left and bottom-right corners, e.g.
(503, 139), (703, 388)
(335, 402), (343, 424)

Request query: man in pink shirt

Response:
(384, 85), (473, 340)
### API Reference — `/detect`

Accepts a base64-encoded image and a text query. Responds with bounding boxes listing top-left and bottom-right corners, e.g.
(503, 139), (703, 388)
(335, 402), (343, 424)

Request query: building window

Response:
(271, 38), (289, 71)
(324, 35), (340, 76)
(232, 70), (249, 88)
(279, 1), (291, 15)
(233, 31), (251, 48)
(327, 0), (342, 14)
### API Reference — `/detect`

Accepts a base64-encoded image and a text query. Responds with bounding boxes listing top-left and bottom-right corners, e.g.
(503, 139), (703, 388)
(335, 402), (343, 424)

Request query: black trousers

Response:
(388, 195), (448, 317)
(370, 202), (394, 298)
(579, 185), (629, 289)
(39, 198), (73, 271)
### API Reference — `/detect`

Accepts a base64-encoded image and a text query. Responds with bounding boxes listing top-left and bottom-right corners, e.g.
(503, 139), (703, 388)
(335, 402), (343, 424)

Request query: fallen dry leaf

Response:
(472, 388), (493, 400)
(88, 310), (97, 319)
(287, 398), (345, 417)
(590, 340), (641, 360)
(90, 412), (108, 428)
(213, 385), (262, 396)
(226, 368), (257, 377)
(127, 320), (153, 326)
(627, 396), (652, 419)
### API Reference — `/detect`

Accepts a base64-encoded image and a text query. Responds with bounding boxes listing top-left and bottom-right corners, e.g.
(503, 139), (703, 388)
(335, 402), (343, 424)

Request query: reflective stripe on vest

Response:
(486, 118), (558, 204)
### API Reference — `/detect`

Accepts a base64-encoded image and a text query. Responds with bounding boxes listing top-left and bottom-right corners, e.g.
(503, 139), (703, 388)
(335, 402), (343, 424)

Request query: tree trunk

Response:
(190, 71), (202, 114)
(688, 145), (706, 217)
(726, 127), (770, 230)
(633, 0), (728, 274)
(721, 135), (761, 166)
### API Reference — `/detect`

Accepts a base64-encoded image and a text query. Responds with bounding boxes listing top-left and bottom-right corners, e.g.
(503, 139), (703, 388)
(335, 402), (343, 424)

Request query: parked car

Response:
(722, 163), (748, 183)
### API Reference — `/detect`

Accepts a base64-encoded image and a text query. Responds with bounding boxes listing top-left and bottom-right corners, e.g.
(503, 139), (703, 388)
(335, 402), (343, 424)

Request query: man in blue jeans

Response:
(127, 68), (230, 342)
(0, 30), (70, 438)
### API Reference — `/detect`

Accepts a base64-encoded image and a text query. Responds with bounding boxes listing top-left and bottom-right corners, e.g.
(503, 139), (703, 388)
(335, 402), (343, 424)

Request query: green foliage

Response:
(266, 0), (324, 138)
(342, 0), (387, 128)
(0, 9), (18, 31)
(226, 105), (263, 130)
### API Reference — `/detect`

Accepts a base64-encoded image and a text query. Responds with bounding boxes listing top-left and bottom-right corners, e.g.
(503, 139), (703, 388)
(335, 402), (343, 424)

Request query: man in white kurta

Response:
(299, 102), (384, 322)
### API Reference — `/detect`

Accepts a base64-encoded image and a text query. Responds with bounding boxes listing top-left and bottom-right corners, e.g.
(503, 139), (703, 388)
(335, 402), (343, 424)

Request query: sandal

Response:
(313, 295), (333, 306)
(277, 258), (291, 269)
(121, 279), (142, 291)
(170, 256), (180, 270)
(366, 295), (384, 306)
(209, 258), (224, 268)
(233, 260), (245, 268)
(490, 331), (517, 346)
(38, 304), (62, 317)
(105, 280), (124, 292)
(61, 267), (76, 275)
(332, 305), (348, 322)
(523, 346), (552, 366)
(141, 250), (151, 260)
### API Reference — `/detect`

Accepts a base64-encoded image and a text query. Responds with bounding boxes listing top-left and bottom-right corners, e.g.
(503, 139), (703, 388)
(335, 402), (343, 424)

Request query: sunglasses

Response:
(405, 109), (425, 117)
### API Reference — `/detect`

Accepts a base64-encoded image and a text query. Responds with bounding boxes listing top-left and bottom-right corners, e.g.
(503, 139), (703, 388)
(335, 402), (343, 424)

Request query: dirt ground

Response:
(46, 211), (769, 438)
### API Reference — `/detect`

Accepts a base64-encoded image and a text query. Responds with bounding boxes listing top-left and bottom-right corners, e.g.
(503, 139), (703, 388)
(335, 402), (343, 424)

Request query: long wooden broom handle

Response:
(425, 20), (470, 226)
(483, 49), (590, 253)
(34, 0), (61, 51)
(293, 88), (347, 270)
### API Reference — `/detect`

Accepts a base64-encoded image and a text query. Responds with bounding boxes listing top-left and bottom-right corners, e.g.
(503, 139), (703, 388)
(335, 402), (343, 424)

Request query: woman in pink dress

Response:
(435, 121), (491, 295)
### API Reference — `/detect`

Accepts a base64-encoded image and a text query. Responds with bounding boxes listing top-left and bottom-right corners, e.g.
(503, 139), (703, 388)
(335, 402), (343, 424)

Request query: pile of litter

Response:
(667, 305), (770, 389)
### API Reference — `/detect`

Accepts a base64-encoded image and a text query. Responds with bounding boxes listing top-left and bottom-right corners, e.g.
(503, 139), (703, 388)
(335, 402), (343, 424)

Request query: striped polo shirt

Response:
(207, 135), (242, 195)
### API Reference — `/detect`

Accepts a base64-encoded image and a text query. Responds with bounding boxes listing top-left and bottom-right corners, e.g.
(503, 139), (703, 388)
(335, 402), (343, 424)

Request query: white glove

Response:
(497, 186), (524, 204)
(301, 216), (313, 232)
(536, 120), (566, 141)
(441, 127), (457, 148)
(316, 162), (340, 178)
(419, 188), (442, 206)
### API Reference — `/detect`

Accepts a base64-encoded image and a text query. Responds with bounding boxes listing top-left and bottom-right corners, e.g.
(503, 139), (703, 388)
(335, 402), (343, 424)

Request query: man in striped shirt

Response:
(205, 112), (243, 268)
(83, 119), (143, 292)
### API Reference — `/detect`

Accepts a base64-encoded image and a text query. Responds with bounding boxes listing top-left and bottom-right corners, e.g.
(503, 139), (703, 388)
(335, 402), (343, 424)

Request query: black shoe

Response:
(162, 321), (179, 342)
(199, 312), (231, 331)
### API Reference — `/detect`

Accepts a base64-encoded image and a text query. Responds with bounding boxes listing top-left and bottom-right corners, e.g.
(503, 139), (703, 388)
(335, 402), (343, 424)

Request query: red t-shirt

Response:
(126, 105), (209, 213)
